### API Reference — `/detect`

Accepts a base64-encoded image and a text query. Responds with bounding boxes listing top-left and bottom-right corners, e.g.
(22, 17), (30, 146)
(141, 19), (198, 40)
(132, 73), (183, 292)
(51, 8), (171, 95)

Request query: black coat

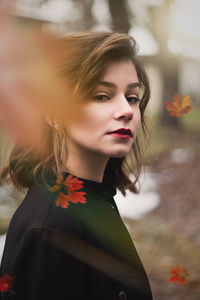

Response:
(0, 172), (153, 300)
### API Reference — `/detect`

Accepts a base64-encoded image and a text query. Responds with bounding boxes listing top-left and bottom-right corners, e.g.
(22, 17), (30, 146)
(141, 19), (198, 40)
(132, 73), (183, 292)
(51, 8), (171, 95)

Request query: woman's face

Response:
(67, 59), (141, 158)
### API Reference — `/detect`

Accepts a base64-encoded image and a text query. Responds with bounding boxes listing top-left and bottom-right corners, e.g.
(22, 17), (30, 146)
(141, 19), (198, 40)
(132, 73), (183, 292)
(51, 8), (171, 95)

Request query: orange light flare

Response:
(0, 6), (78, 156)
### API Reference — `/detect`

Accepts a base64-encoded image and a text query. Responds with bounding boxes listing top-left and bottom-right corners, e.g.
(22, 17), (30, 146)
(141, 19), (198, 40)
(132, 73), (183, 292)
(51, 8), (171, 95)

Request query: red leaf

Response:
(165, 94), (193, 117)
(55, 192), (69, 208)
(170, 266), (181, 275)
(68, 190), (87, 204)
(0, 274), (14, 293)
(168, 266), (190, 286)
(50, 174), (87, 208)
(64, 174), (84, 191)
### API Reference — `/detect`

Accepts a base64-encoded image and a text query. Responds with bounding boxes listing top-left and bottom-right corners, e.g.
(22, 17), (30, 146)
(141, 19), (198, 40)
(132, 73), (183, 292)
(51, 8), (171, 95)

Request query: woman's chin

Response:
(107, 149), (131, 158)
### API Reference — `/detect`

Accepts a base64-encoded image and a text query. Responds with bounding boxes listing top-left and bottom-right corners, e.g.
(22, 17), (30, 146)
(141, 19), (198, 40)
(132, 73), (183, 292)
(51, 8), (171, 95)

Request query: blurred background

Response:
(0, 0), (199, 299)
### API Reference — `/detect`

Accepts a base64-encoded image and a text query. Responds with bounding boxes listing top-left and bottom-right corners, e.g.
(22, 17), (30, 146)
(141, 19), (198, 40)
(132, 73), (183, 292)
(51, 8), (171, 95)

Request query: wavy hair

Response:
(0, 31), (150, 196)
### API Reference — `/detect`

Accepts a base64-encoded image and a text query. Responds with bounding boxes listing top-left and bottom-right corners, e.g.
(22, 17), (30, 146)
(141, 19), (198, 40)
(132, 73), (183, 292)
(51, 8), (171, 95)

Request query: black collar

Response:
(63, 171), (117, 199)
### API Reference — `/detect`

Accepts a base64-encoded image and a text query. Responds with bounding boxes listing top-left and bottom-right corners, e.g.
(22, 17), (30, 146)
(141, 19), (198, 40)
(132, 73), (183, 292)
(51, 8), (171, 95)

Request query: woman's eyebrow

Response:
(127, 82), (141, 89)
(98, 80), (141, 89)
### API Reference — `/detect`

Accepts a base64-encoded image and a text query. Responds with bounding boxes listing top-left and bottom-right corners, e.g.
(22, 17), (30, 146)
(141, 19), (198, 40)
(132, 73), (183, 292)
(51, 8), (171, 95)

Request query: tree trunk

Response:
(149, 1), (180, 128)
(160, 55), (180, 127)
(107, 0), (130, 33)
(78, 0), (95, 30)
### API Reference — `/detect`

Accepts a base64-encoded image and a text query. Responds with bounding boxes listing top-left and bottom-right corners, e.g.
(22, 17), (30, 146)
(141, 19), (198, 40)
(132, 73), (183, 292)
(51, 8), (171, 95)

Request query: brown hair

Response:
(0, 31), (150, 196)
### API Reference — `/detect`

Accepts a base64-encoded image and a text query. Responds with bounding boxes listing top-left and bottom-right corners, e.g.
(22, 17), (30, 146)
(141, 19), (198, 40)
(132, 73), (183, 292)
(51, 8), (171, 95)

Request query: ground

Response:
(124, 150), (200, 300)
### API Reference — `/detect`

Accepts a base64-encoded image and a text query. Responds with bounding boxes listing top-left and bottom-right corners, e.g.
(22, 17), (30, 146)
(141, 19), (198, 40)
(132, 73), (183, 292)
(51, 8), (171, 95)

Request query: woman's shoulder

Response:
(9, 183), (55, 232)
(6, 182), (86, 247)
(1, 181), (90, 268)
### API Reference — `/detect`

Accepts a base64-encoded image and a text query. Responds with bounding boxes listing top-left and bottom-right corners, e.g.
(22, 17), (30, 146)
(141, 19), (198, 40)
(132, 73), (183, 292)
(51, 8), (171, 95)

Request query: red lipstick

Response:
(107, 128), (133, 139)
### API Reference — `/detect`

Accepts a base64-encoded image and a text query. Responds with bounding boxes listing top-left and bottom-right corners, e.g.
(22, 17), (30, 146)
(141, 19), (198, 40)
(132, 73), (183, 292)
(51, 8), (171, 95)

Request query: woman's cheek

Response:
(133, 109), (141, 131)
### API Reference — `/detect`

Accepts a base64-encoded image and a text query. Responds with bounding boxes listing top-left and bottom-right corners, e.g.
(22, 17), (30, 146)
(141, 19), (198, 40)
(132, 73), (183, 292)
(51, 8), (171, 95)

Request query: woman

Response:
(0, 31), (153, 299)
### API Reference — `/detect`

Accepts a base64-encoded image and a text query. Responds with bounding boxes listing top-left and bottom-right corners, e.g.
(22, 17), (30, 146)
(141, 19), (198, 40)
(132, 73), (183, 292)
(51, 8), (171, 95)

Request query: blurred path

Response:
(114, 168), (160, 220)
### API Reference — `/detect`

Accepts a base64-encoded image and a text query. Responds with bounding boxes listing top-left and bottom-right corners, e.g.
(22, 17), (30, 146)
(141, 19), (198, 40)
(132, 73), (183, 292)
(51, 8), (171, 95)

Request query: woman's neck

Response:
(65, 143), (109, 183)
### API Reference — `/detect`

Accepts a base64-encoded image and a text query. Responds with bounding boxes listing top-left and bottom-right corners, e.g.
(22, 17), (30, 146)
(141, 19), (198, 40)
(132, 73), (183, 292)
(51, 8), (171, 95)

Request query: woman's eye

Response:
(126, 96), (140, 103)
(93, 94), (110, 101)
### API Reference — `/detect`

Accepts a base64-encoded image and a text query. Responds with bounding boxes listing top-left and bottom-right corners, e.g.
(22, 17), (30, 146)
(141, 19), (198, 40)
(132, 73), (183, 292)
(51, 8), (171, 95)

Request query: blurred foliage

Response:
(180, 108), (200, 132)
(144, 108), (200, 165)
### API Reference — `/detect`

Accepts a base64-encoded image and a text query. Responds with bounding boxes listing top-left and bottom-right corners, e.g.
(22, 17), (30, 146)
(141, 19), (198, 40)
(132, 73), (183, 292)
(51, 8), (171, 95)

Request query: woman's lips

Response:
(108, 132), (132, 139)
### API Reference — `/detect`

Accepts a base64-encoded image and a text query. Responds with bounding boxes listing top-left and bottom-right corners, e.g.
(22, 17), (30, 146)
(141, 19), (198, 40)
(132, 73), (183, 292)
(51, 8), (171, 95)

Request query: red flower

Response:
(50, 174), (86, 209)
(169, 266), (190, 286)
(0, 273), (14, 292)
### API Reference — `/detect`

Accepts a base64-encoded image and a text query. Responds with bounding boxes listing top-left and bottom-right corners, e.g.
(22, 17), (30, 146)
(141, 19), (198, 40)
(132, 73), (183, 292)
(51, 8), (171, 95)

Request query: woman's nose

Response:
(113, 95), (134, 121)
